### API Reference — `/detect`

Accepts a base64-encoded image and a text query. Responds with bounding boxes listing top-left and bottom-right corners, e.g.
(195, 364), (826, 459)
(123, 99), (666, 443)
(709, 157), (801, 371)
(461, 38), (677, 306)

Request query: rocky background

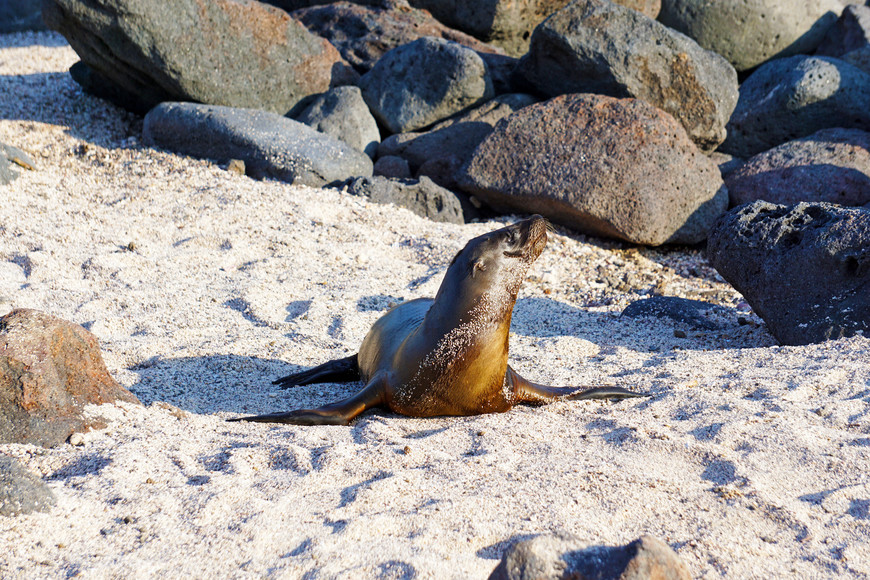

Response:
(0, 0), (869, 577)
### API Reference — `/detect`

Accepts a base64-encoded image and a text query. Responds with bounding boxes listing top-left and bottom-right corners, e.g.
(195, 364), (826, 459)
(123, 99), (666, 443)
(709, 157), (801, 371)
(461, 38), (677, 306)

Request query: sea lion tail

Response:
(566, 386), (649, 400)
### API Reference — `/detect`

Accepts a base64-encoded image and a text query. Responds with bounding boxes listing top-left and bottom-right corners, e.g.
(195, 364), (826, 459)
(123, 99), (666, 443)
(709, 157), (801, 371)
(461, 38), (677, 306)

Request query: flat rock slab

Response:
(143, 102), (373, 187)
(359, 37), (494, 134)
(0, 456), (55, 517)
(0, 309), (140, 448)
(721, 55), (870, 159)
(489, 534), (690, 580)
(707, 202), (870, 346)
(344, 175), (465, 223)
(43, 0), (357, 115)
(293, 1), (504, 73)
(459, 93), (727, 246)
(659, 0), (848, 71)
(725, 128), (870, 207)
(517, 0), (738, 152)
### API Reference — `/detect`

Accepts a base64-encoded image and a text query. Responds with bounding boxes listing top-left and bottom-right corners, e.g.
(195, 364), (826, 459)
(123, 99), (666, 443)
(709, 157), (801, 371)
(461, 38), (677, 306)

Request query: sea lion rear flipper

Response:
(273, 354), (360, 388)
(505, 366), (648, 405)
(229, 372), (388, 426)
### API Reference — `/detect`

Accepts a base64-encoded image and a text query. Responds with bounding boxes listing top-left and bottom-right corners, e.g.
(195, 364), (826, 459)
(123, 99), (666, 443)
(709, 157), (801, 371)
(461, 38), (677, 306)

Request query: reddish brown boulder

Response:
(0, 309), (140, 447)
(459, 93), (727, 245)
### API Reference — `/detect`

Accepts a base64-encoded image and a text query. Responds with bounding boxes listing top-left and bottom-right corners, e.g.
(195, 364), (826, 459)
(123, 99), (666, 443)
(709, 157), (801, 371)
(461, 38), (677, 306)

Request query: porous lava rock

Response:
(707, 202), (870, 346)
(0, 309), (140, 448)
(459, 93), (727, 246)
(344, 175), (465, 223)
(517, 0), (737, 152)
(725, 128), (870, 208)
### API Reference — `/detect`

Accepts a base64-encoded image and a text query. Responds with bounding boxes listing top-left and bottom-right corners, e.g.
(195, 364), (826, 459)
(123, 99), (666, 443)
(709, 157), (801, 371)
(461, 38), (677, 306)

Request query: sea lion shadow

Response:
(126, 353), (339, 415)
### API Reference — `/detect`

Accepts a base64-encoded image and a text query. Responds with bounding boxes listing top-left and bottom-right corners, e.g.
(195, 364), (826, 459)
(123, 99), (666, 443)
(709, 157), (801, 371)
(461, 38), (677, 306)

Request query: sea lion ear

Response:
(472, 260), (487, 277)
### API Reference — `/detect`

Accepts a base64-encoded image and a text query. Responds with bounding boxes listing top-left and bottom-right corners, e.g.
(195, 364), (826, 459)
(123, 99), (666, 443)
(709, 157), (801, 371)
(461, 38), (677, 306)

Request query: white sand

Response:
(1, 32), (869, 579)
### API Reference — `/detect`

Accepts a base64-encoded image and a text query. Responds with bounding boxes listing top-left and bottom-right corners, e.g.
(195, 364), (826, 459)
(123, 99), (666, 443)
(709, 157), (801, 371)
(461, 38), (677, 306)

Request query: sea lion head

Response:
(434, 215), (550, 318)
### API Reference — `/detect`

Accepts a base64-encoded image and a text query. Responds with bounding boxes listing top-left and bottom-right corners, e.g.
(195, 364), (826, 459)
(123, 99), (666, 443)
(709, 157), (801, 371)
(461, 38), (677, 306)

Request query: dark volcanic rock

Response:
(707, 202), (870, 346)
(659, 0), (848, 71)
(359, 37), (494, 134)
(517, 0), (738, 152)
(143, 102), (373, 187)
(622, 296), (732, 330)
(459, 93), (728, 246)
(489, 534), (691, 580)
(816, 4), (870, 58)
(0, 0), (47, 33)
(345, 175), (465, 223)
(373, 155), (412, 178)
(721, 55), (870, 159)
(295, 86), (381, 158)
(0, 309), (140, 448)
(42, 0), (357, 115)
(725, 128), (870, 208)
(0, 456), (56, 517)
(378, 93), (537, 189)
(292, 1), (504, 74)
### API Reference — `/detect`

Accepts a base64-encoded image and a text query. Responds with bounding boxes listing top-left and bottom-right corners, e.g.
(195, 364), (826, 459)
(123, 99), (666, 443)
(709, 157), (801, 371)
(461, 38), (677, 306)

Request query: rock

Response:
(707, 202), (870, 346)
(295, 86), (381, 158)
(359, 37), (494, 134)
(725, 128), (870, 208)
(42, 0), (357, 115)
(407, 0), (660, 57)
(658, 0), (849, 71)
(69, 61), (153, 115)
(378, 94), (537, 189)
(622, 296), (732, 330)
(721, 56), (870, 159)
(459, 93), (728, 246)
(489, 534), (691, 580)
(0, 0), (46, 33)
(710, 151), (744, 178)
(344, 175), (465, 223)
(0, 155), (13, 185)
(844, 45), (870, 74)
(0, 456), (56, 517)
(516, 0), (737, 152)
(0, 142), (35, 184)
(143, 102), (373, 187)
(816, 4), (870, 58)
(0, 309), (140, 448)
(292, 1), (505, 74)
(373, 155), (412, 178)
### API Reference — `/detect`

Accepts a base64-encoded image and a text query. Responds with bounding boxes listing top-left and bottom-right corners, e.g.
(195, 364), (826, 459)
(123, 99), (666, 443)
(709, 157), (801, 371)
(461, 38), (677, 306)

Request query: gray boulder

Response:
(517, 0), (738, 152)
(459, 93), (728, 246)
(344, 175), (465, 223)
(378, 93), (537, 189)
(42, 0), (357, 115)
(373, 155), (412, 178)
(707, 201), (870, 346)
(358, 37), (494, 134)
(0, 456), (55, 517)
(143, 102), (373, 187)
(816, 4), (870, 58)
(407, 0), (661, 56)
(721, 56), (870, 159)
(489, 534), (691, 580)
(725, 128), (870, 208)
(292, 1), (505, 74)
(0, 0), (46, 33)
(659, 0), (849, 71)
(296, 86), (381, 158)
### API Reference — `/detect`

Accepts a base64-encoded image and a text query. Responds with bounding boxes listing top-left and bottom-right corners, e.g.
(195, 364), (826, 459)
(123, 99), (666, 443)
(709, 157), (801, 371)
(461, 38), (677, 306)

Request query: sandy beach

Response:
(1, 32), (869, 578)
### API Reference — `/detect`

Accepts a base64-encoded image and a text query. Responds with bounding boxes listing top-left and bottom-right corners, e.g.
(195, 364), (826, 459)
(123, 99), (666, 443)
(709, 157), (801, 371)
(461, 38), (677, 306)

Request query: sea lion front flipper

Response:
(273, 354), (360, 388)
(505, 366), (647, 405)
(229, 372), (388, 426)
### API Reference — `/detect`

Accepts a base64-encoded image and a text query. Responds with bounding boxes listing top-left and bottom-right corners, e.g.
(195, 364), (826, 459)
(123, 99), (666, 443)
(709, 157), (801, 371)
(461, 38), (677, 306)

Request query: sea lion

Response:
(230, 215), (643, 425)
